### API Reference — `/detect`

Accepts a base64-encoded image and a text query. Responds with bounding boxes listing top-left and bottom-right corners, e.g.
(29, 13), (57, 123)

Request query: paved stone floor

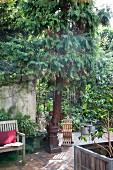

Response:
(0, 132), (113, 170)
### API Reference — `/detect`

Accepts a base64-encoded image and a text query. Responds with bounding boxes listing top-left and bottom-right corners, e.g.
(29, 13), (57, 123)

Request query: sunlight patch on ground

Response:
(35, 152), (39, 155)
(53, 152), (67, 160)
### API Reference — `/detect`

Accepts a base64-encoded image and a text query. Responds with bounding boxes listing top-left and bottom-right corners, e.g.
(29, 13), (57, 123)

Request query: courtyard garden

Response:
(0, 0), (113, 169)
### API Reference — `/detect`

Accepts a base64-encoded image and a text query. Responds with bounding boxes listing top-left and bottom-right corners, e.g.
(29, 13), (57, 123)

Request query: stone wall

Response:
(0, 77), (36, 121)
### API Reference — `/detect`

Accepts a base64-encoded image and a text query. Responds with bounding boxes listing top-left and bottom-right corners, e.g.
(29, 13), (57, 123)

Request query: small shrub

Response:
(25, 144), (34, 153)
(15, 112), (39, 137)
(0, 108), (12, 121)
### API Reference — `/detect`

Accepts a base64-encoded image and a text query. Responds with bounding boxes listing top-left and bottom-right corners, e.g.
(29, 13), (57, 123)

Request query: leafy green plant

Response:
(0, 108), (13, 121)
(72, 114), (82, 132)
(15, 112), (39, 137)
(62, 99), (70, 115)
(80, 56), (113, 157)
(36, 79), (54, 117)
(99, 29), (113, 54)
(25, 144), (34, 154)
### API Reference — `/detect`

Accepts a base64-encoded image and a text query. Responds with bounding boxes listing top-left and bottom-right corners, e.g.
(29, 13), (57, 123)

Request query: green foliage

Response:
(0, 0), (112, 85)
(0, 108), (13, 121)
(0, 0), (22, 45)
(15, 112), (39, 137)
(36, 79), (53, 116)
(99, 28), (113, 54)
(18, 1), (99, 34)
(79, 135), (87, 142)
(97, 6), (112, 27)
(81, 55), (113, 133)
(62, 99), (70, 115)
(0, 31), (99, 83)
(0, 109), (39, 137)
(25, 144), (34, 154)
(0, 0), (108, 85)
(72, 113), (82, 131)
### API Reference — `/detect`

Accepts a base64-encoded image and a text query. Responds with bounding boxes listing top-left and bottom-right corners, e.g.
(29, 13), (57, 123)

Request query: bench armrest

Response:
(17, 132), (25, 137)
(17, 132), (25, 145)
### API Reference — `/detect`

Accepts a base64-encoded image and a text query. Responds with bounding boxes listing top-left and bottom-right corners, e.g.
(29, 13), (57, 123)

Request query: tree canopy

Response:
(0, 0), (111, 85)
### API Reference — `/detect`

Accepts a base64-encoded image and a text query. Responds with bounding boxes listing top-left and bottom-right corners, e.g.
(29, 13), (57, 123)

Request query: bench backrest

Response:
(0, 120), (18, 132)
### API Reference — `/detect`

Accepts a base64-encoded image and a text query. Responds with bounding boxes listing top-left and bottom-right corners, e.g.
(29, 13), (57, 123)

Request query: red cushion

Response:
(0, 130), (16, 146)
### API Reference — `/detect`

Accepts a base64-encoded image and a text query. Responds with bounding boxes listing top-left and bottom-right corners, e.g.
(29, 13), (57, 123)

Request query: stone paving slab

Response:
(0, 132), (113, 170)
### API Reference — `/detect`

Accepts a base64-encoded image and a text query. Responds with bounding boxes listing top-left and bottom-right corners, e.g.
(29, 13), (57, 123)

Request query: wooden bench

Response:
(0, 120), (25, 163)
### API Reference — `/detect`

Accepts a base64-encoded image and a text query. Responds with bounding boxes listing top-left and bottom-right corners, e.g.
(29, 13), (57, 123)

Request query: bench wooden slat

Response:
(0, 146), (23, 153)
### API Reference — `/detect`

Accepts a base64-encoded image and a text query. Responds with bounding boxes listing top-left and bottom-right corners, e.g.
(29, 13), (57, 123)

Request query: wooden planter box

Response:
(74, 142), (113, 170)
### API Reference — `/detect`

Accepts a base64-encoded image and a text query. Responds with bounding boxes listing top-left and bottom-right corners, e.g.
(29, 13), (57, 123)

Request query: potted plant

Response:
(74, 58), (113, 170)
(15, 112), (47, 152)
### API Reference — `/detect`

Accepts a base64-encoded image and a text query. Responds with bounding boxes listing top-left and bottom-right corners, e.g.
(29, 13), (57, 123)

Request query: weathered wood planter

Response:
(74, 142), (113, 170)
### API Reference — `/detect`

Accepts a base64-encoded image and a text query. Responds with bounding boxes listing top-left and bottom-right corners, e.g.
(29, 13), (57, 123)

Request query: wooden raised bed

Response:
(74, 142), (113, 170)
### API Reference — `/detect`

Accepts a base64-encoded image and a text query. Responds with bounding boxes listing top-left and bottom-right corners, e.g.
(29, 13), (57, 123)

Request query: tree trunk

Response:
(46, 73), (63, 153)
(51, 73), (62, 126)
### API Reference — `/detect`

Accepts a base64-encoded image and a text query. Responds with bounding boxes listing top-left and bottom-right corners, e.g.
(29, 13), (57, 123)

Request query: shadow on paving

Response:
(0, 146), (74, 170)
